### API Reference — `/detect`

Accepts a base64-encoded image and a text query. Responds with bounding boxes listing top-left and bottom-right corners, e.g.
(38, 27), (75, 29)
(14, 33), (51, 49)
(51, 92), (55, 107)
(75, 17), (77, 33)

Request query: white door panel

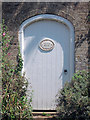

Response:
(24, 20), (70, 110)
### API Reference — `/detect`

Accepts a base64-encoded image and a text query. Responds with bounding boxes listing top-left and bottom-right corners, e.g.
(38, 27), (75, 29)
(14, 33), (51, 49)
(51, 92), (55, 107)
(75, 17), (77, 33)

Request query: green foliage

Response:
(42, 112), (51, 116)
(57, 71), (90, 120)
(1, 20), (32, 120)
(15, 47), (23, 74)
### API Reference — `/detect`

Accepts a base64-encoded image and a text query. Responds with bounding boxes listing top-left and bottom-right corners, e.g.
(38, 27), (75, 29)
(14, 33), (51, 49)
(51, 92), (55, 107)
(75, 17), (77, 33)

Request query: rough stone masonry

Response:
(2, 2), (90, 72)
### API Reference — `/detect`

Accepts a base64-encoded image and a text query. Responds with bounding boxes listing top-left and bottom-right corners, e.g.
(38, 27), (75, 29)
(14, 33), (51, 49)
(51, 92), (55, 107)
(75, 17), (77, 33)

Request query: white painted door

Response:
(24, 20), (70, 110)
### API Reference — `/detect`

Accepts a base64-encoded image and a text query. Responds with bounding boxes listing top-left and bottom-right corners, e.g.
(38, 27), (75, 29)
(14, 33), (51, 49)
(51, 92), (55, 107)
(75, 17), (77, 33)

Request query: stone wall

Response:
(2, 2), (90, 72)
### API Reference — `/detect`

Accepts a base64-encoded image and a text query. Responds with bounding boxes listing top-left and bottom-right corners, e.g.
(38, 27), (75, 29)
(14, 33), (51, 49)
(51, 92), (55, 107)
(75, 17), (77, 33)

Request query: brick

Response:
(2, 2), (89, 72)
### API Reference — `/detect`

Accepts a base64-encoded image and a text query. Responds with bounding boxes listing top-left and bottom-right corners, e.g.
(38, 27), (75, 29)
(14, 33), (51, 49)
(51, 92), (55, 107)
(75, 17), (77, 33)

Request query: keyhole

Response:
(64, 69), (67, 74)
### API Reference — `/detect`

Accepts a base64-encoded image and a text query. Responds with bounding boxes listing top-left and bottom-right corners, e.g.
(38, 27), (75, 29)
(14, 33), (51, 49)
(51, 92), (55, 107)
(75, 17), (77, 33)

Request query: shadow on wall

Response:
(2, 2), (70, 30)
(88, 29), (90, 70)
(87, 7), (90, 71)
(75, 9), (90, 71)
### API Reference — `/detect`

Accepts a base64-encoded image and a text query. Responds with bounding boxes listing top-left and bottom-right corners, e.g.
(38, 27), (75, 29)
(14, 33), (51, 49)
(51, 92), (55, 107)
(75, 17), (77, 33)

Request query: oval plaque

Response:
(39, 39), (54, 51)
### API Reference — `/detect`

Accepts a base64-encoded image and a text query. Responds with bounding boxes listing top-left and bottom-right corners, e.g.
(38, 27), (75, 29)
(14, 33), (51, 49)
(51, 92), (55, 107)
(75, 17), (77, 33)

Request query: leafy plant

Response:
(57, 71), (90, 120)
(42, 112), (51, 116)
(1, 20), (33, 120)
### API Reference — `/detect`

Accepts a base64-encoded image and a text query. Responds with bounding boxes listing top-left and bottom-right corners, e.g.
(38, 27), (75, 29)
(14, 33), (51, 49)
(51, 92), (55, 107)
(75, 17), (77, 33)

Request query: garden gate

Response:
(19, 14), (74, 110)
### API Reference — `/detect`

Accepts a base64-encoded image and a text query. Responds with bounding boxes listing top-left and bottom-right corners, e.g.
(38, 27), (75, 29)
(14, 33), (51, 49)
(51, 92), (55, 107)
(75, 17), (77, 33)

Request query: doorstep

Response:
(32, 112), (59, 120)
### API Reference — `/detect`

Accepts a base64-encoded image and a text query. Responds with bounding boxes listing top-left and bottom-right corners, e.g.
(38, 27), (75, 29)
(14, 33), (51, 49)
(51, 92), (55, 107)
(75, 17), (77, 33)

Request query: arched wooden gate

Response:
(19, 14), (74, 110)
